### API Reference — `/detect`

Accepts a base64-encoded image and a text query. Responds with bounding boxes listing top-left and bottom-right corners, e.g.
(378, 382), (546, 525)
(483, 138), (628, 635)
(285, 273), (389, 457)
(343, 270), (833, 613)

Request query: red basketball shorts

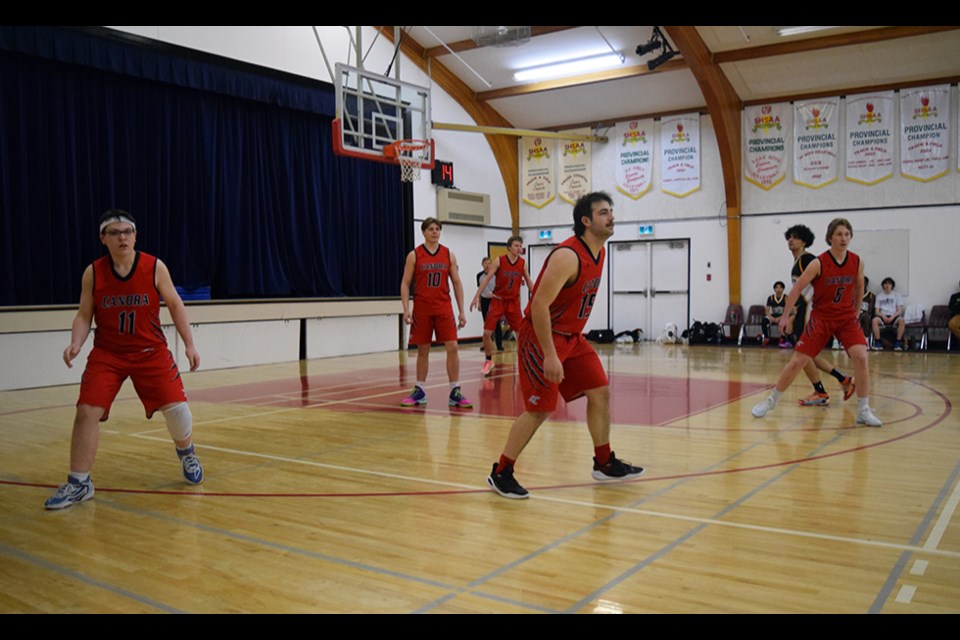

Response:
(409, 309), (458, 345)
(796, 313), (867, 358)
(516, 322), (608, 412)
(78, 347), (187, 421)
(484, 297), (523, 332)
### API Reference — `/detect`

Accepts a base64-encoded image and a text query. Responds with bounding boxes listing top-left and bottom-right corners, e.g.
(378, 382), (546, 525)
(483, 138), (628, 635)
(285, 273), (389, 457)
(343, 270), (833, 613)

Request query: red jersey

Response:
(492, 254), (525, 300)
(525, 235), (605, 335)
(92, 251), (167, 354)
(412, 244), (452, 315)
(811, 250), (860, 321)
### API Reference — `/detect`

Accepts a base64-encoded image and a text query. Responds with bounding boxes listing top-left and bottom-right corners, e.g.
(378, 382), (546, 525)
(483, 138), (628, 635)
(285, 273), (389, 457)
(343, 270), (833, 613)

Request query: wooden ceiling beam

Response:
(664, 26), (744, 305)
(713, 26), (960, 63)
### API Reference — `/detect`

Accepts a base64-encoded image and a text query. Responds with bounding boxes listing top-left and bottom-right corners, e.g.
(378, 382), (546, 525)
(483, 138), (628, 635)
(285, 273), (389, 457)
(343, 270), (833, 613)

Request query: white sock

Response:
(69, 471), (90, 483)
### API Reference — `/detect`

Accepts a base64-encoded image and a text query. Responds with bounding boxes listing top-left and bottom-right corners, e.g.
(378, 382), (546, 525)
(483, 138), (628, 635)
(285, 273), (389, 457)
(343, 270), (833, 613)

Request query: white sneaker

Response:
(752, 396), (777, 418)
(44, 477), (95, 510)
(856, 406), (882, 427)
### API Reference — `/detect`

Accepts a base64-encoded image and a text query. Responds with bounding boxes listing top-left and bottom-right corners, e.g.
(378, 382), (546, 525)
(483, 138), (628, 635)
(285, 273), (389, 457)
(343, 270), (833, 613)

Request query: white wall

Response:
(101, 26), (960, 333)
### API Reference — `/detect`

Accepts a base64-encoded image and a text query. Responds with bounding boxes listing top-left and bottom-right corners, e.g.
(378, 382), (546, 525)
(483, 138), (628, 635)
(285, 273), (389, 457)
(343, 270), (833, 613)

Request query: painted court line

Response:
(127, 431), (960, 561)
(130, 433), (485, 492)
(895, 585), (916, 604)
(0, 543), (183, 613)
(923, 471), (960, 551)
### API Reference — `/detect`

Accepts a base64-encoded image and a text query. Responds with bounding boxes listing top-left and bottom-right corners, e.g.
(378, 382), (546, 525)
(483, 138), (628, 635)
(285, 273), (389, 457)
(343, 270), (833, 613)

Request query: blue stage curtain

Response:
(0, 26), (406, 305)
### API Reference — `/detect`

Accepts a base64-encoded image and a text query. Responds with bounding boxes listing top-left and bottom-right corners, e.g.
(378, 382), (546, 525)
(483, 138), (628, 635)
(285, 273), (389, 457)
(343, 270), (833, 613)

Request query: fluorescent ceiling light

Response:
(514, 53), (624, 82)
(775, 26), (839, 37)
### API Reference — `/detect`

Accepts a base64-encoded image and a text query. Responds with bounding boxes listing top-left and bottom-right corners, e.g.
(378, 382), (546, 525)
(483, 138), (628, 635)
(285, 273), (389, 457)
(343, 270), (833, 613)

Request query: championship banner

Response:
(900, 84), (950, 182)
(845, 92), (894, 185)
(558, 136), (592, 205)
(744, 103), (787, 190)
(794, 98), (839, 189)
(614, 119), (654, 200)
(659, 114), (700, 197)
(521, 136), (555, 208)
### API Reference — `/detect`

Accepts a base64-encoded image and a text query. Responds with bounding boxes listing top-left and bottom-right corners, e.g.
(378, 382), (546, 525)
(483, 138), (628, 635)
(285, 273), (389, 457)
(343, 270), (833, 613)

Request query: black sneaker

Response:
(592, 452), (645, 482)
(487, 463), (529, 499)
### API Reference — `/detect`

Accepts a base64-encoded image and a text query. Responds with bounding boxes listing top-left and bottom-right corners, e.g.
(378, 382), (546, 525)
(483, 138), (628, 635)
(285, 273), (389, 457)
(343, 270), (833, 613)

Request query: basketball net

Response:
(386, 140), (430, 182)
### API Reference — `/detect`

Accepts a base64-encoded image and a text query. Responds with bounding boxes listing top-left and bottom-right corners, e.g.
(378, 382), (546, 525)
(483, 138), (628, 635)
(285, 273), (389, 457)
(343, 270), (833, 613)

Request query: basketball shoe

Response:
(798, 391), (830, 406)
(448, 386), (473, 408)
(401, 386), (427, 407)
(178, 445), (204, 485)
(856, 405), (882, 427)
(487, 463), (529, 499)
(592, 452), (645, 482)
(752, 395), (778, 418)
(841, 376), (856, 401)
(44, 476), (95, 510)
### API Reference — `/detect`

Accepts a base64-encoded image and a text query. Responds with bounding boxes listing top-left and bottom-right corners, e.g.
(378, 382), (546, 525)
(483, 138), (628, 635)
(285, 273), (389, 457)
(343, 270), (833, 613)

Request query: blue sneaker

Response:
(177, 445), (204, 485)
(401, 386), (427, 407)
(44, 476), (95, 510)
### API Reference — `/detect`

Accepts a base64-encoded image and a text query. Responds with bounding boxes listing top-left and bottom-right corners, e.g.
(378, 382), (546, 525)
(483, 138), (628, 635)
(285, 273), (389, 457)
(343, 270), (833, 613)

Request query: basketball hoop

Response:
(385, 139), (431, 182)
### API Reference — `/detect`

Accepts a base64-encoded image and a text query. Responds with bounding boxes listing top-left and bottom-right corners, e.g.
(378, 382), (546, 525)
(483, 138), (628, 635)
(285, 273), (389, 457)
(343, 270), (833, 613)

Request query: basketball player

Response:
(470, 236), (533, 375)
(44, 210), (203, 509)
(486, 192), (644, 499)
(400, 218), (473, 408)
(475, 257), (503, 352)
(782, 224), (856, 406)
(752, 218), (881, 426)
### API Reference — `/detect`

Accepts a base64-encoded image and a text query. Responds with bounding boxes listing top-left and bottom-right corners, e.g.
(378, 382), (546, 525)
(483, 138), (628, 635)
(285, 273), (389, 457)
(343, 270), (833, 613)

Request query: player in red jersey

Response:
(470, 236), (533, 376)
(399, 218), (472, 408)
(782, 225), (855, 407)
(486, 192), (644, 499)
(752, 218), (881, 427)
(44, 210), (204, 510)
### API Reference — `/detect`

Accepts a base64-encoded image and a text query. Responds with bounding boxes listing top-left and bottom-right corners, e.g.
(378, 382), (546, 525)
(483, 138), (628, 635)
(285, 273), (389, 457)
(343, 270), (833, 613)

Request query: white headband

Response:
(100, 215), (137, 234)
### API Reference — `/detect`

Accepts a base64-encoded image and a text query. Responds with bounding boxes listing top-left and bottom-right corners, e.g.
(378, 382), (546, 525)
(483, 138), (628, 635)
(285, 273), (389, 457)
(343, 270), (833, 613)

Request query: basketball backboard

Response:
(333, 63), (434, 169)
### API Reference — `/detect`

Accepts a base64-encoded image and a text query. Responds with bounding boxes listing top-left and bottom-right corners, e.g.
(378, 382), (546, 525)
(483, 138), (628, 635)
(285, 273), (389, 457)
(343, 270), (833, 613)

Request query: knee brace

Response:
(161, 402), (193, 441)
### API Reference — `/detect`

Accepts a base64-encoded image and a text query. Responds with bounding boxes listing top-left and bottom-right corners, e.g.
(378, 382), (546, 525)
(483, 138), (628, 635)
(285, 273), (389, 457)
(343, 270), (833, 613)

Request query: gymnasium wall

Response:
(9, 25), (955, 387)
(520, 97), (960, 326)
(106, 26), (514, 343)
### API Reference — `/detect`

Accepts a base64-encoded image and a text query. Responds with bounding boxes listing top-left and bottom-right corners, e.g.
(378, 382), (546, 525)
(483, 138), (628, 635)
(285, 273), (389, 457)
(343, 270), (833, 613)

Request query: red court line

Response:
(8, 371), (950, 500)
(7, 386), (949, 500)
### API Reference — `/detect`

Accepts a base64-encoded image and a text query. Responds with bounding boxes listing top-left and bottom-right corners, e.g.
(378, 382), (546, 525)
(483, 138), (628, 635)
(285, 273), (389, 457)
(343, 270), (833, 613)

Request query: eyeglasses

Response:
(104, 228), (136, 237)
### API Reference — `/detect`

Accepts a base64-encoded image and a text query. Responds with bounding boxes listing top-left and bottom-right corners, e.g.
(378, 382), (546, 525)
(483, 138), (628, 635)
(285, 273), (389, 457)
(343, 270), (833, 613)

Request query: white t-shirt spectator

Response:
(875, 291), (904, 317)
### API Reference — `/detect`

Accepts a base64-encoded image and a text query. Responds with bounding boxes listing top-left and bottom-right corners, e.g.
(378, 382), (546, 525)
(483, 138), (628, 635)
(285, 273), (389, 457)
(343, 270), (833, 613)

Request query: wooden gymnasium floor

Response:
(2, 341), (959, 614)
